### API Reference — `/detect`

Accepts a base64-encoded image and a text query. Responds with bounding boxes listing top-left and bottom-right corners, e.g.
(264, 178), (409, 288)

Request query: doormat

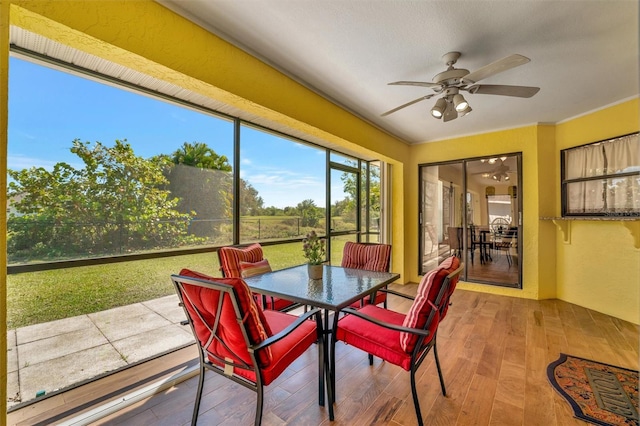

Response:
(547, 353), (639, 426)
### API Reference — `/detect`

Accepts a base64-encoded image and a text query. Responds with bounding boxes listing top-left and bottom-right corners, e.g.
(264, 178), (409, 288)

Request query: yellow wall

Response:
(406, 125), (555, 301)
(406, 101), (639, 324)
(554, 99), (640, 324)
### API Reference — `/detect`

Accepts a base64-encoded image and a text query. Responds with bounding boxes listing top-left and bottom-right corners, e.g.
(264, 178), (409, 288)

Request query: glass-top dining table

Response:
(243, 263), (400, 420)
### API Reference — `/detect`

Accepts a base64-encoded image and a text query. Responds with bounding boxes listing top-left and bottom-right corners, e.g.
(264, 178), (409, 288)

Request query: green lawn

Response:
(6, 240), (349, 329)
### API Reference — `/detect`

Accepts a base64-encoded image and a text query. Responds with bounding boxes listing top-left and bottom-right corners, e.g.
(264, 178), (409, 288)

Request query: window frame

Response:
(7, 52), (386, 274)
(560, 132), (640, 218)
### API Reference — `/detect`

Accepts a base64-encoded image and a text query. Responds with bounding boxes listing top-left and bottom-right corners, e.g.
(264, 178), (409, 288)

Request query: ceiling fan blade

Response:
(388, 81), (442, 88)
(381, 94), (434, 117)
(462, 54), (531, 84)
(468, 84), (540, 98)
(442, 102), (458, 122)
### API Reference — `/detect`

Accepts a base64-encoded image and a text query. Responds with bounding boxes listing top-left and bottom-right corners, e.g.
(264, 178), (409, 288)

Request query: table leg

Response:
(325, 309), (335, 420)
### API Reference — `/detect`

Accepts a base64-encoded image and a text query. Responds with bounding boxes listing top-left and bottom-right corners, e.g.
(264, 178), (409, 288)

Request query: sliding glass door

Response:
(419, 154), (522, 288)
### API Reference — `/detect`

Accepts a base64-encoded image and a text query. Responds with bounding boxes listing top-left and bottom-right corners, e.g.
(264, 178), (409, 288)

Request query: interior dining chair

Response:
(495, 230), (516, 266)
(340, 241), (392, 308)
(218, 243), (298, 311)
(334, 256), (464, 426)
(172, 269), (324, 426)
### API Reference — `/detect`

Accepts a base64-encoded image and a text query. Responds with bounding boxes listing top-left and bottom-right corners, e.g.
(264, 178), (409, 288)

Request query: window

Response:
(562, 132), (640, 217)
(239, 124), (326, 244)
(7, 54), (387, 408)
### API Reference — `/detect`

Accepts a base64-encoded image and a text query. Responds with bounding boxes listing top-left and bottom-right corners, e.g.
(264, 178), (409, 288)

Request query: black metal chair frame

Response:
(469, 226), (493, 265)
(172, 274), (324, 426)
(495, 231), (516, 266)
(335, 264), (464, 426)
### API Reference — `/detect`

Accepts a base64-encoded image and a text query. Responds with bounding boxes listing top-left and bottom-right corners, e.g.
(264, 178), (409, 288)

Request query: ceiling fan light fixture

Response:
(431, 97), (447, 118)
(453, 94), (469, 112)
(459, 105), (472, 117)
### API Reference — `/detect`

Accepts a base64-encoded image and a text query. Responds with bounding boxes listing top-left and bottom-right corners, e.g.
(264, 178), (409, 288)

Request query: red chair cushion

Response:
(219, 243), (264, 278)
(341, 242), (391, 272)
(231, 309), (318, 385)
(240, 259), (272, 277)
(342, 242), (392, 308)
(178, 269), (273, 365)
(219, 245), (296, 312)
(399, 256), (460, 352)
(336, 305), (413, 371)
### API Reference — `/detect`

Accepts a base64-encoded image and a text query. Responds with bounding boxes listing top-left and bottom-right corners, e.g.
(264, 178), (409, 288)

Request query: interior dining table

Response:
(242, 263), (400, 420)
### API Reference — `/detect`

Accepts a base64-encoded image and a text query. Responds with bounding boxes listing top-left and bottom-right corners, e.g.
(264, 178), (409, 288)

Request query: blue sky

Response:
(8, 57), (331, 208)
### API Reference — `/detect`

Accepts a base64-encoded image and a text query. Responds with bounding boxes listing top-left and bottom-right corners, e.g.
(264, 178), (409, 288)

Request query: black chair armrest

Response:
(249, 308), (322, 352)
(340, 307), (431, 337)
(379, 288), (416, 301)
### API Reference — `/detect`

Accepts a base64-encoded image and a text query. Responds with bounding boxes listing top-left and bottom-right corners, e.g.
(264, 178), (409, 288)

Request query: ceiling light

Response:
(488, 158), (497, 164)
(453, 94), (469, 112)
(459, 105), (472, 117)
(431, 98), (447, 118)
(482, 173), (491, 178)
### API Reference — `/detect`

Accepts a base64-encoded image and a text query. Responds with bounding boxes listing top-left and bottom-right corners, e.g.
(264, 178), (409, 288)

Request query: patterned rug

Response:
(547, 353), (639, 426)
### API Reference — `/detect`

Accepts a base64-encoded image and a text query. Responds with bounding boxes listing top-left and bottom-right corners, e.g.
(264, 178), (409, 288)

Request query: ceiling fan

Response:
(381, 52), (540, 122)
(476, 157), (515, 182)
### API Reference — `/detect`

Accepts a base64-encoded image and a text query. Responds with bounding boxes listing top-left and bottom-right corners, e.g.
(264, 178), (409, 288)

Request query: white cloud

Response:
(241, 165), (325, 208)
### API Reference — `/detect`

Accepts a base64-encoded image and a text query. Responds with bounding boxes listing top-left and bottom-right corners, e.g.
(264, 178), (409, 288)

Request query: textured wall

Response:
(554, 99), (639, 324)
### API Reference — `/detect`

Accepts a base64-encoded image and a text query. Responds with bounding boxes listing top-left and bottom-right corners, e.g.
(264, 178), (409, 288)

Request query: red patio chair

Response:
(341, 241), (392, 308)
(335, 256), (464, 426)
(218, 243), (298, 311)
(172, 269), (324, 426)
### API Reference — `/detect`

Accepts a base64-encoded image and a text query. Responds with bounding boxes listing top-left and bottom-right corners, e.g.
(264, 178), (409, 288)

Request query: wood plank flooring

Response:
(7, 285), (639, 426)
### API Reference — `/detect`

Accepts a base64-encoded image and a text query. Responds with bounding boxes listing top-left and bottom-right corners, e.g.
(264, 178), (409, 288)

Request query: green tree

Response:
(170, 142), (232, 171)
(7, 139), (195, 262)
(296, 199), (323, 227)
(160, 142), (265, 241)
(158, 142), (233, 241)
(239, 179), (264, 215)
(340, 162), (381, 220)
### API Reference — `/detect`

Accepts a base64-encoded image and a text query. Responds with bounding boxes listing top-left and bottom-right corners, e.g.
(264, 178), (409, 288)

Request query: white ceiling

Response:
(159, 0), (639, 145)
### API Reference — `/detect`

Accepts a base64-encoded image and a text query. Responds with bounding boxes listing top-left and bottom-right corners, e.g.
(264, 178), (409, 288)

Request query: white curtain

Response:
(566, 142), (605, 212)
(565, 133), (639, 213)
(603, 133), (639, 173)
(603, 134), (640, 211)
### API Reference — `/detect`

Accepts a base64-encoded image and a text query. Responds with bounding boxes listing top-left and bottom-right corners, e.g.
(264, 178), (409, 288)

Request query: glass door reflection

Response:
(419, 154), (522, 288)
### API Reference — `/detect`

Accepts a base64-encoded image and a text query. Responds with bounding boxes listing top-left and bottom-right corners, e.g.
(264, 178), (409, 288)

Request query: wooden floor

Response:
(424, 246), (519, 287)
(8, 285), (639, 426)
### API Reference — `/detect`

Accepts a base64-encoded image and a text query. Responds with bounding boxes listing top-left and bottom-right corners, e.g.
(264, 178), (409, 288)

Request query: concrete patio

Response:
(6, 294), (194, 410)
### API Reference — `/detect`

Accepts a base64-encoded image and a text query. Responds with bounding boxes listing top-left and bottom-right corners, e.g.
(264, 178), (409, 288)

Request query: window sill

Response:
(540, 217), (640, 248)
